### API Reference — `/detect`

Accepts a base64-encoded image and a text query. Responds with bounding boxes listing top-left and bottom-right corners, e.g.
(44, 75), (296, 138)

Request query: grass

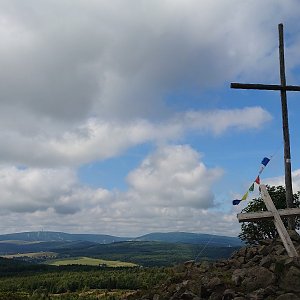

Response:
(47, 256), (138, 267)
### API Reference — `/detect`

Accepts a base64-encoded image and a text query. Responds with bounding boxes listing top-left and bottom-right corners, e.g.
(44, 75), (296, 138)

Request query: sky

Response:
(1, 0), (300, 237)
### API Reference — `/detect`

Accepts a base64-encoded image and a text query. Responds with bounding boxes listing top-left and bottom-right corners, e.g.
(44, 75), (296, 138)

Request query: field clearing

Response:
(0, 240), (43, 245)
(47, 256), (138, 267)
(2, 251), (57, 259)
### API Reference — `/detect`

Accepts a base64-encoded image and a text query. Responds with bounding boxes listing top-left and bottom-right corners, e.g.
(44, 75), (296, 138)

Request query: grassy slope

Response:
(47, 256), (137, 267)
(55, 241), (240, 267)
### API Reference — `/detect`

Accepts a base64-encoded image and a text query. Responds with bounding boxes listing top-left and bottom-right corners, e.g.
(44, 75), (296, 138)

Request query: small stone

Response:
(237, 256), (245, 264)
(246, 288), (266, 300)
(279, 266), (300, 292)
(241, 266), (276, 292)
(264, 285), (277, 295)
(153, 294), (160, 300)
(283, 257), (294, 267)
(238, 247), (247, 257)
(229, 258), (242, 268)
(259, 256), (273, 268)
(251, 255), (263, 263)
(275, 245), (286, 256)
(232, 269), (246, 286)
(287, 230), (300, 242)
(258, 245), (270, 256)
(207, 277), (222, 289)
(246, 248), (256, 260)
(259, 239), (271, 245)
(208, 291), (222, 300)
(223, 289), (236, 300)
(180, 291), (197, 300)
(184, 260), (195, 268)
(275, 293), (300, 300)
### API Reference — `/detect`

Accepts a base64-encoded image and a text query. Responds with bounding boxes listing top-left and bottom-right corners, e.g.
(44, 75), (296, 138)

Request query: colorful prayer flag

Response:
(249, 183), (255, 192)
(232, 199), (241, 205)
(255, 176), (260, 184)
(241, 191), (248, 201)
(261, 157), (270, 167)
(232, 155), (272, 206)
(258, 166), (265, 175)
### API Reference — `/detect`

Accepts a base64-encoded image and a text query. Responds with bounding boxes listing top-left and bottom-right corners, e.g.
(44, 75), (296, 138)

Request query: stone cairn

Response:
(129, 230), (300, 300)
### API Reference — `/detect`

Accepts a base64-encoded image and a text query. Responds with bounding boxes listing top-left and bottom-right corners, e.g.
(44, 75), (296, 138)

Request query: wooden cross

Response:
(231, 24), (300, 229)
(238, 185), (300, 257)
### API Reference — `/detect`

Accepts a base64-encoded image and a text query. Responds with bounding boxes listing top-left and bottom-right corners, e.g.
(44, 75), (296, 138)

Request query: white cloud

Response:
(180, 106), (272, 135)
(0, 0), (298, 125)
(126, 145), (223, 209)
(0, 166), (113, 215)
(0, 1), (298, 236)
(265, 169), (300, 193)
(0, 107), (271, 167)
(0, 145), (241, 236)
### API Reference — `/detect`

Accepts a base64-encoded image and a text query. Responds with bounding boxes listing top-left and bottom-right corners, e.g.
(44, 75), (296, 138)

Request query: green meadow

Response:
(47, 256), (137, 267)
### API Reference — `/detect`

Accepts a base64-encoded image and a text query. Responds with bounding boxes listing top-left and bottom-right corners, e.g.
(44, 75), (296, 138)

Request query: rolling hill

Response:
(136, 232), (242, 247)
(0, 231), (242, 246)
(0, 231), (242, 266)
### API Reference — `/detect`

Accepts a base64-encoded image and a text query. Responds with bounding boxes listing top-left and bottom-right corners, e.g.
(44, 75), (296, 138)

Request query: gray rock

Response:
(232, 269), (246, 286)
(287, 230), (300, 242)
(279, 266), (300, 292)
(259, 255), (273, 268)
(229, 259), (242, 268)
(274, 244), (286, 256)
(184, 260), (195, 268)
(246, 248), (256, 260)
(153, 294), (160, 300)
(207, 277), (222, 289)
(258, 245), (271, 256)
(180, 291), (197, 300)
(245, 288), (266, 300)
(241, 266), (276, 292)
(275, 293), (300, 300)
(208, 291), (222, 300)
(251, 255), (262, 263)
(259, 239), (273, 246)
(222, 289), (236, 300)
(264, 285), (277, 296)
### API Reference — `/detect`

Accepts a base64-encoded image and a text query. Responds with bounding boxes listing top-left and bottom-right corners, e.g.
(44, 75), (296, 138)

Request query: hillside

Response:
(136, 232), (242, 247)
(53, 241), (240, 267)
(131, 230), (300, 299)
(0, 231), (127, 244)
(0, 231), (242, 267)
(0, 240), (240, 267)
(0, 233), (298, 299)
(0, 231), (242, 246)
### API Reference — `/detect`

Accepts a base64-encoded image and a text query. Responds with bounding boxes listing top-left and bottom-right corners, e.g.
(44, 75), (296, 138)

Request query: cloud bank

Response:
(0, 0), (298, 235)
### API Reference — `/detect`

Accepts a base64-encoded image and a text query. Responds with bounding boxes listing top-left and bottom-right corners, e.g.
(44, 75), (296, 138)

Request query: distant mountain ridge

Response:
(0, 231), (242, 246)
(0, 231), (127, 244)
(136, 232), (243, 246)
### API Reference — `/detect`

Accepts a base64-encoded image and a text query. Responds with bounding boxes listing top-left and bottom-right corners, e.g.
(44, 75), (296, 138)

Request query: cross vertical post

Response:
(231, 24), (300, 229)
(278, 24), (294, 229)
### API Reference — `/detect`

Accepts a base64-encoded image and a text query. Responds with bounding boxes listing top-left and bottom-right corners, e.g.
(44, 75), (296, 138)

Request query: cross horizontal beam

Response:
(237, 207), (300, 222)
(231, 83), (300, 91)
(260, 185), (298, 257)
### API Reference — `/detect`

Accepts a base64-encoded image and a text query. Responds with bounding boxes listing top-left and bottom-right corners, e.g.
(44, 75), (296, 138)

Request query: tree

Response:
(238, 185), (300, 245)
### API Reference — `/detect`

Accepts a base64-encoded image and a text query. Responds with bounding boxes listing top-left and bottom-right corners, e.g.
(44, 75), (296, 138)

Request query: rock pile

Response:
(131, 230), (300, 300)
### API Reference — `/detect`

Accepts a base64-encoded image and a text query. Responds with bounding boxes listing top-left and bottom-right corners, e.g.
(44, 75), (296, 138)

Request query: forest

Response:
(0, 258), (170, 299)
(0, 234), (241, 299)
